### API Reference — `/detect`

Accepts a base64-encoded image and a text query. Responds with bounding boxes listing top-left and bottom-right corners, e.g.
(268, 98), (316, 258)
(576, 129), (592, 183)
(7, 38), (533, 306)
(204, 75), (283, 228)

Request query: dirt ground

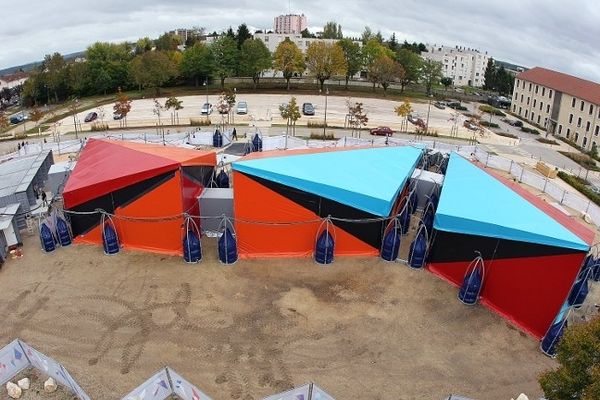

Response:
(0, 233), (559, 400)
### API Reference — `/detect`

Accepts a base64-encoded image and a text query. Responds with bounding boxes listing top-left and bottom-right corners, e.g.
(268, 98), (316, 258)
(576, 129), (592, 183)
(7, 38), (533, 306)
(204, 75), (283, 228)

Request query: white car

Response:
(236, 101), (248, 115)
(201, 103), (213, 115)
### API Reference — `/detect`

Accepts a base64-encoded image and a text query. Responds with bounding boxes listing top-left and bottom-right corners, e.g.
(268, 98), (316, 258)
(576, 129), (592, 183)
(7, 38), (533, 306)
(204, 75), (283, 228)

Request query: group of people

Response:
(33, 184), (48, 206)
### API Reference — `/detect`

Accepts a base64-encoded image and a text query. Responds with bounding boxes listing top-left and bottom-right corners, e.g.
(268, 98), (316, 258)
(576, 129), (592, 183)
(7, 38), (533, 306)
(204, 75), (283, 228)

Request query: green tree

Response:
(441, 77), (453, 90)
(67, 62), (91, 96)
(273, 39), (305, 90)
(235, 23), (252, 49)
(226, 27), (236, 39)
(483, 58), (496, 91)
(362, 39), (394, 89)
(165, 97), (183, 124)
(395, 101), (413, 132)
(338, 38), (363, 90)
(496, 65), (514, 95)
(0, 113), (8, 131)
(180, 42), (214, 86)
(387, 33), (398, 52)
(86, 41), (133, 95)
(95, 69), (113, 95)
(129, 51), (176, 94)
(135, 37), (153, 55)
(368, 55), (404, 95)
(347, 100), (369, 137)
(155, 32), (180, 51)
(305, 42), (347, 91)
(239, 38), (272, 89)
(211, 35), (239, 89)
(43, 52), (66, 103)
(301, 28), (316, 38)
(539, 317), (600, 400)
(322, 21), (343, 39)
(361, 26), (374, 44)
(421, 59), (443, 95)
(279, 96), (302, 136)
(396, 48), (423, 93)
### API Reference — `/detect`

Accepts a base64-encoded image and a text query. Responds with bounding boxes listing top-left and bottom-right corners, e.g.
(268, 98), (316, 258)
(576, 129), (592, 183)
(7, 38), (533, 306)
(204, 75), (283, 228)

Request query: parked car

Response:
(201, 103), (213, 115)
(84, 112), (98, 123)
(408, 112), (427, 128)
(113, 112), (124, 120)
(9, 115), (24, 124)
(464, 120), (479, 131)
(236, 101), (248, 115)
(502, 118), (523, 127)
(370, 126), (394, 136)
(434, 101), (446, 110)
(302, 102), (315, 116)
(446, 101), (462, 109)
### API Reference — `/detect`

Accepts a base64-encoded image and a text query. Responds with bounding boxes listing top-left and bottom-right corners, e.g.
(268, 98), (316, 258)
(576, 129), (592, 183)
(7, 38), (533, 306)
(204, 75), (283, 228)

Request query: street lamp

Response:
(322, 86), (329, 137)
(425, 95), (433, 137)
(203, 80), (208, 111)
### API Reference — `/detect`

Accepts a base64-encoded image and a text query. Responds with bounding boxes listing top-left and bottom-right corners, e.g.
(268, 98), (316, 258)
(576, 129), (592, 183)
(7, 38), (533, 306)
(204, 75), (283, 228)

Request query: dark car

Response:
(302, 102), (315, 116)
(370, 126), (394, 136)
(10, 115), (24, 124)
(84, 112), (98, 122)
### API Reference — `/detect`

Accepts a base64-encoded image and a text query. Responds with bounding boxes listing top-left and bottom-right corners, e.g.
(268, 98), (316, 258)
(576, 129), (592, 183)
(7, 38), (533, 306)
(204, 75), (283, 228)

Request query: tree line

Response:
(483, 59), (515, 96)
(21, 22), (444, 106)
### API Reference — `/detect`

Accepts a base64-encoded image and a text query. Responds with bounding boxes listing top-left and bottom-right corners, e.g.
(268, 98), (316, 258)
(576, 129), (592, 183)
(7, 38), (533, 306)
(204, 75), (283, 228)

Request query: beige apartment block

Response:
(422, 44), (489, 87)
(512, 67), (600, 150)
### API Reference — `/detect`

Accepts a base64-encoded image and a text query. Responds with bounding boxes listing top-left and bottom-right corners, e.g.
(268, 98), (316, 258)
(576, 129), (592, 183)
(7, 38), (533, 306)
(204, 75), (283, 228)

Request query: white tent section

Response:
(0, 339), (91, 400)
(120, 367), (213, 400)
(262, 383), (335, 400)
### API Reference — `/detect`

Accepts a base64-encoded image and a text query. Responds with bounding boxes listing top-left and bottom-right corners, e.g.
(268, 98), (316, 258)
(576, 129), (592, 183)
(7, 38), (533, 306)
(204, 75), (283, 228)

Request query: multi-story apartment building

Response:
(253, 33), (349, 54)
(512, 67), (600, 150)
(422, 44), (489, 87)
(273, 14), (307, 34)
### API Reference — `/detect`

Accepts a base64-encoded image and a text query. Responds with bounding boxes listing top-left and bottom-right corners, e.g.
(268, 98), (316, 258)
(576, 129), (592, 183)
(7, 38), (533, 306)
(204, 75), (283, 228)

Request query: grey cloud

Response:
(1, 0), (600, 83)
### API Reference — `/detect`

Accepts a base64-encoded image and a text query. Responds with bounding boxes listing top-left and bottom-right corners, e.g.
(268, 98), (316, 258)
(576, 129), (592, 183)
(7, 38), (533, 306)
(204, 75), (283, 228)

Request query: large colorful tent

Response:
(232, 146), (422, 258)
(428, 153), (593, 338)
(63, 139), (216, 255)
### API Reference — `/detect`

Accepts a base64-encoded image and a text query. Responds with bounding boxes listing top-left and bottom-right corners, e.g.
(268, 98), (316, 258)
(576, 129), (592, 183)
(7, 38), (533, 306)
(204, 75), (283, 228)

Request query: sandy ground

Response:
(0, 231), (558, 400)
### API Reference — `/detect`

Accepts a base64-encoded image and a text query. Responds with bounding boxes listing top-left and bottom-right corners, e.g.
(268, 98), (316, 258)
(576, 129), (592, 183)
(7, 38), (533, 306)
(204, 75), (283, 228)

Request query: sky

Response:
(1, 0), (600, 82)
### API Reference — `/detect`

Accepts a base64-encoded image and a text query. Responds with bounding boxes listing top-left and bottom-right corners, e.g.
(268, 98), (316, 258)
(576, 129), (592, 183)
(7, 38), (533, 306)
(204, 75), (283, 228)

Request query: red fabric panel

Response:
(233, 171), (378, 258)
(115, 140), (217, 166)
(63, 139), (178, 208)
(427, 251), (585, 339)
(473, 161), (595, 246)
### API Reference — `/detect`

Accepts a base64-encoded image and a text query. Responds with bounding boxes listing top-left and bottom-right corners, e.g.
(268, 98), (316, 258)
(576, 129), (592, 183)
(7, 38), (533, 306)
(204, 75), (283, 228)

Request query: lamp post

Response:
(425, 95), (433, 137)
(203, 80), (208, 112)
(233, 87), (236, 126)
(323, 87), (329, 137)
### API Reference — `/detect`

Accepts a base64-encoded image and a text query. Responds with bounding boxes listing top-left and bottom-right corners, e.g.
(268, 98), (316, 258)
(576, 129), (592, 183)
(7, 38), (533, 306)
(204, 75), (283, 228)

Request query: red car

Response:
(370, 126), (394, 136)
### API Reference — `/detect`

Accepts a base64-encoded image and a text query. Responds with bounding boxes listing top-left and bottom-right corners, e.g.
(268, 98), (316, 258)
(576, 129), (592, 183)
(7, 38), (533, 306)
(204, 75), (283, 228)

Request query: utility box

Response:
(198, 188), (233, 236)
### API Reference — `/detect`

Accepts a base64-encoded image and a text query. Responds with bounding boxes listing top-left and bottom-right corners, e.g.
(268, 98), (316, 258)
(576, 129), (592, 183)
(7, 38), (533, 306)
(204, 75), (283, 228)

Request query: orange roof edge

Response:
(90, 139), (217, 165)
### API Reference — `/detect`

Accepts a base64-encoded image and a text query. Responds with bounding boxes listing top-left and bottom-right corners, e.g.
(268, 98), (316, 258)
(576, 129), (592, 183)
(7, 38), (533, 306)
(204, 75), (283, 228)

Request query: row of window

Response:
(571, 97), (597, 116)
(516, 80), (554, 99)
(515, 93), (552, 114)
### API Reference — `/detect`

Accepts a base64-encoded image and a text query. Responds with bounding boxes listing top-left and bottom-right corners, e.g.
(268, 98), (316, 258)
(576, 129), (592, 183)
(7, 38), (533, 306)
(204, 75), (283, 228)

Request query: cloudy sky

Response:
(2, 0), (600, 82)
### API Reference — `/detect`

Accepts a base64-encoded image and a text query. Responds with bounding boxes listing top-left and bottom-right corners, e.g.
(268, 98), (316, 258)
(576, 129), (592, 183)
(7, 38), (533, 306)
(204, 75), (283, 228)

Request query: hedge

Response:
(557, 171), (600, 206)
(521, 127), (540, 135)
(480, 121), (499, 128)
(479, 105), (506, 116)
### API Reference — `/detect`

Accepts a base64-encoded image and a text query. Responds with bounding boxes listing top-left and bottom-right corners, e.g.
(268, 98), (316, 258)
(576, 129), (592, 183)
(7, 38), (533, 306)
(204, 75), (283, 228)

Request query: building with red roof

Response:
(512, 67), (600, 151)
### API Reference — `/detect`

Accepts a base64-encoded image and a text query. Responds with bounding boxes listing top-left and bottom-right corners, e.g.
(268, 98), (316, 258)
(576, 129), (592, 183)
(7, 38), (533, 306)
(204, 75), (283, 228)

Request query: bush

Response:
(479, 105), (506, 116)
(455, 105), (468, 111)
(90, 123), (109, 131)
(480, 121), (499, 128)
(309, 133), (335, 140)
(190, 117), (211, 126)
(462, 113), (480, 119)
(521, 127), (540, 135)
(559, 151), (600, 171)
(307, 120), (327, 128)
(537, 137), (558, 145)
(495, 131), (518, 139)
(558, 171), (600, 206)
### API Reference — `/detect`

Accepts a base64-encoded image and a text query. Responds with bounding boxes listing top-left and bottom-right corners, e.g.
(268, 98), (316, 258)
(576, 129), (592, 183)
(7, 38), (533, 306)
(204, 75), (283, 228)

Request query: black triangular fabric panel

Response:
(69, 171), (176, 236)
(428, 229), (584, 263)
(243, 173), (386, 249)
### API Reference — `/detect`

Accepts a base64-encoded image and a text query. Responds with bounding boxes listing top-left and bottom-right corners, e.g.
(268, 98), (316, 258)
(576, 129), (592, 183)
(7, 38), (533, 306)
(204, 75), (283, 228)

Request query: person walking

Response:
(232, 127), (238, 141)
(41, 190), (48, 207)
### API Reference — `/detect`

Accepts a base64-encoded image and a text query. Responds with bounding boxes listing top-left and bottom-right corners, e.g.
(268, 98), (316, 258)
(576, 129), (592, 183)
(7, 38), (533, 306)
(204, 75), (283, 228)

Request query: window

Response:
(527, 97), (530, 105)
(596, 126), (599, 136)
(533, 99), (537, 107)
(531, 112), (535, 121)
(583, 136), (587, 147)
(577, 117), (582, 127)
(587, 121), (591, 131)
(525, 110), (528, 118)
(537, 115), (541, 124)
(512, 105), (516, 112)
(539, 102), (543, 111)
(566, 128), (570, 138)
(569, 114), (573, 123)
(535, 85), (539, 94)
(576, 132), (579, 142)
(549, 90), (553, 98)
(558, 125), (562, 134)
(590, 104), (594, 115)
(542, 88), (546, 96)
(581, 100), (585, 111)
(547, 104), (550, 113)
(529, 83), (532, 91)
(519, 106), (522, 114)
(572, 98), (576, 107)
(521, 94), (524, 102)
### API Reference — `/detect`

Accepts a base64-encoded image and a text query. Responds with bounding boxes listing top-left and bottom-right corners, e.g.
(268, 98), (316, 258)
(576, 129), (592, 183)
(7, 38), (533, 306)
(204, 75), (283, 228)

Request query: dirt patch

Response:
(0, 235), (559, 400)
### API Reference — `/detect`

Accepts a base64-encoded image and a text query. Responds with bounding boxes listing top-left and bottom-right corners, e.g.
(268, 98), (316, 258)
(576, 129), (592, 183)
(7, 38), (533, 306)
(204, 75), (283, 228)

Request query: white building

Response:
(0, 71), (28, 90)
(273, 14), (307, 34)
(422, 44), (490, 87)
(254, 33), (356, 54)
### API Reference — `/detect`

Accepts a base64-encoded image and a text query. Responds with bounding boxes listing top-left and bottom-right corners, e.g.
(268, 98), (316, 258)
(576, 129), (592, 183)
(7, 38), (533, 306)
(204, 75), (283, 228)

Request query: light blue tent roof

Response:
(434, 153), (589, 251)
(232, 146), (422, 216)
